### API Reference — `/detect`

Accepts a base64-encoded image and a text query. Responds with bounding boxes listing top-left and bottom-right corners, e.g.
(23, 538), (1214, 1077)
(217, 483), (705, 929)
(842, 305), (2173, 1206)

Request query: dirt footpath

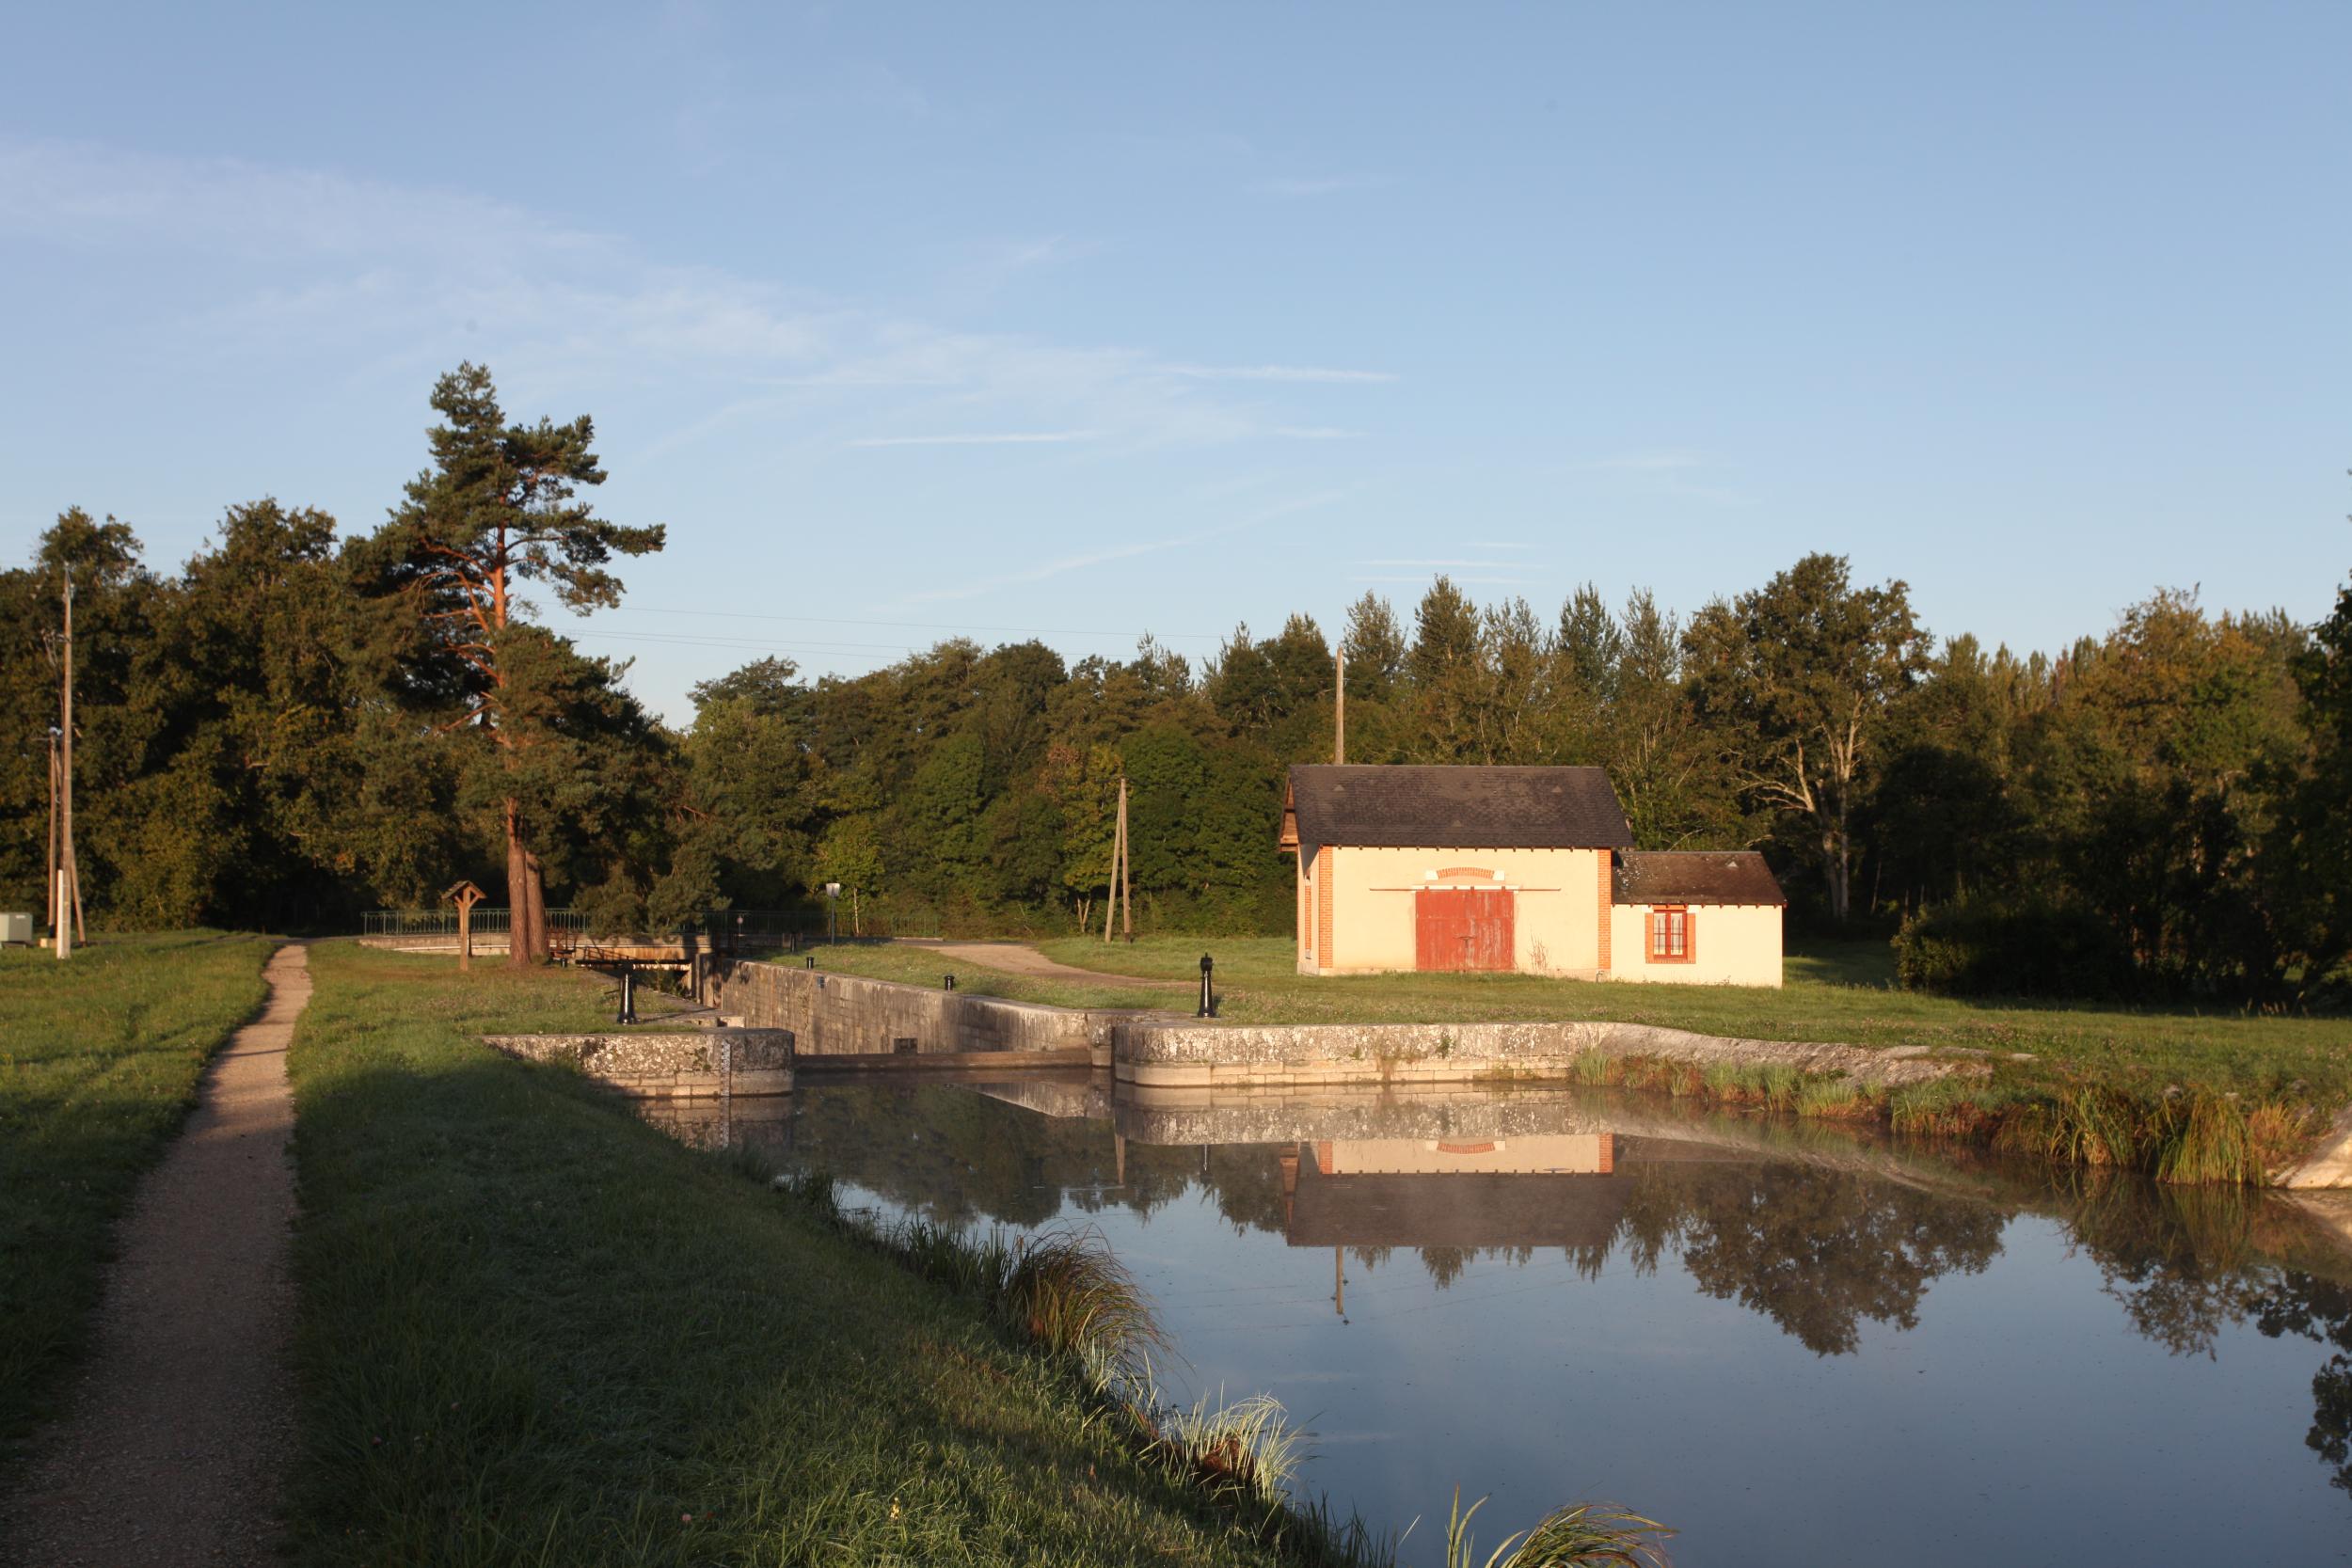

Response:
(2, 943), (309, 1567)
(918, 940), (1182, 988)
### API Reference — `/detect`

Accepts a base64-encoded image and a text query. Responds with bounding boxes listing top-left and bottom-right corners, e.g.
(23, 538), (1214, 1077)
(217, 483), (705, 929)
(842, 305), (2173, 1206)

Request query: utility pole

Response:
(57, 566), (80, 958)
(1102, 775), (1132, 943)
(1334, 646), (1346, 765)
(45, 727), (60, 942)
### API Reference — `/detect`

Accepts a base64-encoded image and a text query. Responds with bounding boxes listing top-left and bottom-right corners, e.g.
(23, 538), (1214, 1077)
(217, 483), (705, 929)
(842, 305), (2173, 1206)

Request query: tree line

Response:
(4, 366), (2346, 1003)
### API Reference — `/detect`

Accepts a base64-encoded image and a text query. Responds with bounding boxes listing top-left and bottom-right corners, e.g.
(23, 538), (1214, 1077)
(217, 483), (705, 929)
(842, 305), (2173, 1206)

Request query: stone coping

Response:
(2275, 1107), (2352, 1190)
(1111, 1018), (1972, 1091)
(482, 1029), (793, 1099)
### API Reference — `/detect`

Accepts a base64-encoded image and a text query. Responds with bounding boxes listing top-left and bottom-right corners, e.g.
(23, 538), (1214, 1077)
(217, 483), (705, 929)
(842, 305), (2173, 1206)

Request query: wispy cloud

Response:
(1250, 173), (1391, 198)
(906, 490), (1348, 605)
(0, 138), (1395, 467)
(1167, 363), (1399, 384)
(1578, 448), (1712, 473)
(1352, 575), (1534, 587)
(1573, 448), (1751, 505)
(1359, 557), (1537, 569)
(850, 430), (1099, 448)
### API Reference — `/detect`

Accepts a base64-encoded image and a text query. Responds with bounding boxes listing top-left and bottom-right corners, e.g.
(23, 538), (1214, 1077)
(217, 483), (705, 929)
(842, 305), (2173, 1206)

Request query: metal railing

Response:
(360, 909), (589, 937)
(360, 908), (839, 942)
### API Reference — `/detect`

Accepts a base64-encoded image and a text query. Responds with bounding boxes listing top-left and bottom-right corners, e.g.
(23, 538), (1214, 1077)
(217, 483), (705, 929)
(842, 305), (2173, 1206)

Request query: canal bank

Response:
(706, 953), (2351, 1187)
(283, 943), (1386, 1566)
(727, 1071), (2352, 1568)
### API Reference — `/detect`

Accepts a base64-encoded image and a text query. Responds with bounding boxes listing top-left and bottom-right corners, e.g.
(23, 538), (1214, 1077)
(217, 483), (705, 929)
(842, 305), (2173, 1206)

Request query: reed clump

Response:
(1960, 1081), (2311, 1186)
(1793, 1075), (1877, 1120)
(1160, 1390), (1309, 1505)
(1886, 1078), (2000, 1138)
(1702, 1062), (1803, 1112)
(1441, 1488), (1675, 1568)
(1005, 1225), (1168, 1387)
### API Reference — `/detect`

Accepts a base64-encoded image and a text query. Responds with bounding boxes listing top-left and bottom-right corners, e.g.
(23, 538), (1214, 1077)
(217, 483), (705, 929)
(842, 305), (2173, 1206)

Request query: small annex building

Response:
(1279, 764), (1785, 987)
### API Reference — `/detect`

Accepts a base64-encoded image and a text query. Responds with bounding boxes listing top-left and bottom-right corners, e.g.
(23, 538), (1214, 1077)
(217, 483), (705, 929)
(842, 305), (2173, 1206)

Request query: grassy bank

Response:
(0, 930), (275, 1464)
(285, 943), (1332, 1566)
(803, 935), (2348, 1182)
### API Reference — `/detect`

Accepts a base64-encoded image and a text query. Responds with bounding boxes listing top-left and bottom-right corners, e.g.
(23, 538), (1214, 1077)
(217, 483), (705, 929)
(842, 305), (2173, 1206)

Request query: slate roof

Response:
(1287, 1163), (1631, 1250)
(1612, 849), (1787, 907)
(1285, 765), (1634, 850)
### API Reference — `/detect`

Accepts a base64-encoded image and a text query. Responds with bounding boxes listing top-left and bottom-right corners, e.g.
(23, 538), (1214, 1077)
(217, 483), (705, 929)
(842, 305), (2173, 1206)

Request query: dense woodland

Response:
(5, 366), (2348, 1005)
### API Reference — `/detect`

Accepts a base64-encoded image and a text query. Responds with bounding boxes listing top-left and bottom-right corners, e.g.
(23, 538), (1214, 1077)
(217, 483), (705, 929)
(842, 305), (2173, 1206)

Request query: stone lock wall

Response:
(483, 1029), (795, 1098)
(709, 958), (1118, 1064)
(1111, 1018), (1969, 1093)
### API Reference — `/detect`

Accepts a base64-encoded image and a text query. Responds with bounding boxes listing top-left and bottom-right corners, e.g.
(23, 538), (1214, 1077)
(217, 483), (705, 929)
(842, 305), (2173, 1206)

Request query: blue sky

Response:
(3, 2), (2344, 720)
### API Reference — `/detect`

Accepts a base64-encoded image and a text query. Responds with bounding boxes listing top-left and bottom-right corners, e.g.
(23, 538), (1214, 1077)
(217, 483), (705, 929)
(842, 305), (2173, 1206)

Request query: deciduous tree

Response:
(1686, 554), (1929, 922)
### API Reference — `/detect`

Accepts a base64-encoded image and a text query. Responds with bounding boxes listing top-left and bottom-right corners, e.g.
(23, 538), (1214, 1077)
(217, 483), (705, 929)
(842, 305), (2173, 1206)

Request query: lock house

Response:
(1278, 764), (1786, 986)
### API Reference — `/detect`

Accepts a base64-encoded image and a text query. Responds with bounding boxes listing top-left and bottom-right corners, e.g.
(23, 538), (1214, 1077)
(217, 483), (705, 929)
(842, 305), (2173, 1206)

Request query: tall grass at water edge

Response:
(765, 1168), (1677, 1567)
(1440, 1489), (1676, 1568)
(1566, 1046), (2315, 1186)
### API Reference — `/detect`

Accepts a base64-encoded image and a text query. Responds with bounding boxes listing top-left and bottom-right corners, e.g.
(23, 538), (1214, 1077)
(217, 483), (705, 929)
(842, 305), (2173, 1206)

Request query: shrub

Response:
(1893, 897), (2134, 1000)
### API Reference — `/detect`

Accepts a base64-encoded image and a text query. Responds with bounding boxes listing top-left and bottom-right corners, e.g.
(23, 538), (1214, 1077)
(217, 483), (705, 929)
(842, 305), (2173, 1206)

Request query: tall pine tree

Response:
(356, 364), (664, 963)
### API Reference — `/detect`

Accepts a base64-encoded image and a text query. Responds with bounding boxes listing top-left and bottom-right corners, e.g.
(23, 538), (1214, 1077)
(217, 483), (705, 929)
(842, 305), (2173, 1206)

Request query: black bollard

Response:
(616, 965), (637, 1024)
(1197, 954), (1215, 1018)
(945, 974), (957, 991)
(805, 954), (816, 969)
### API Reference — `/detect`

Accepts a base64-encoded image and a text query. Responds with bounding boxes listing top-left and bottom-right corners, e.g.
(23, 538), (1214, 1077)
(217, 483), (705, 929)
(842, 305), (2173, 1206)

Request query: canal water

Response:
(650, 1078), (2352, 1566)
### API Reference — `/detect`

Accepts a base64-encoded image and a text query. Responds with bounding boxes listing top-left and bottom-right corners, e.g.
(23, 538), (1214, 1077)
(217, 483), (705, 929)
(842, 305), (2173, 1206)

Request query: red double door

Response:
(1414, 888), (1515, 973)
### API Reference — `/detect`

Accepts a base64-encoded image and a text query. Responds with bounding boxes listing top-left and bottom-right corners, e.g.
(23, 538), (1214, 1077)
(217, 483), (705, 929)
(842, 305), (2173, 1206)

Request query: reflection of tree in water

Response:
(2242, 1274), (2352, 1494)
(2239, 1278), (2352, 1495)
(1418, 1244), (1542, 1289)
(778, 1088), (2352, 1495)
(780, 1088), (1283, 1234)
(782, 1085), (1129, 1229)
(1615, 1163), (2007, 1355)
(2067, 1177), (2260, 1358)
(2021, 1173), (2352, 1498)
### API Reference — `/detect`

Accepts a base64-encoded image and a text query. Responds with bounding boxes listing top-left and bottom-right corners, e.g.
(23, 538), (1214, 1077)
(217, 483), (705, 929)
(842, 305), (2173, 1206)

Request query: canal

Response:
(649, 1076), (2352, 1565)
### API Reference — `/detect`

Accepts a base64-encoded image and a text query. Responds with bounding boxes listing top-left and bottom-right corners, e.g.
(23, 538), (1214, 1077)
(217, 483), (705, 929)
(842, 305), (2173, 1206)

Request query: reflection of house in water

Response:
(1279, 1134), (1633, 1314)
(1282, 1134), (1629, 1248)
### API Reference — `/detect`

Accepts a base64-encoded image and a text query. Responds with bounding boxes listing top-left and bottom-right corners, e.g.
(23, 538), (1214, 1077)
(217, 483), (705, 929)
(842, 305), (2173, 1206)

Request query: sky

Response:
(2, 2), (2345, 721)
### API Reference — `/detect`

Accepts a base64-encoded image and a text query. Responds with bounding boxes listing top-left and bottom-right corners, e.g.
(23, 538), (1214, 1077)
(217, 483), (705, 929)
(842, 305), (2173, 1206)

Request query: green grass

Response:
(284, 942), (1316, 1566)
(0, 930), (275, 1465)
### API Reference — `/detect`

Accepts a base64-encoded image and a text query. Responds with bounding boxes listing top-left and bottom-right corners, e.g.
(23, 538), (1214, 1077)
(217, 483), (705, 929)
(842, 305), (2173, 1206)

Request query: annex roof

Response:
(1288, 1164), (1631, 1250)
(1612, 849), (1787, 907)
(1283, 765), (1634, 851)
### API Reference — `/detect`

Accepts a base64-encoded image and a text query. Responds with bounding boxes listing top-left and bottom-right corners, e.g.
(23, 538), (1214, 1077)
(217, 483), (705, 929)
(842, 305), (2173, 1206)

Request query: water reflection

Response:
(651, 1076), (2352, 1562)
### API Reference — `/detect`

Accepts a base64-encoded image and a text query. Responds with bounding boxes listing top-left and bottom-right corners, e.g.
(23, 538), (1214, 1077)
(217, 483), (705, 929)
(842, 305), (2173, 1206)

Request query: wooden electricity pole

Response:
(1334, 646), (1346, 765)
(1102, 775), (1132, 943)
(45, 727), (60, 941)
(1119, 776), (1132, 942)
(57, 568), (83, 956)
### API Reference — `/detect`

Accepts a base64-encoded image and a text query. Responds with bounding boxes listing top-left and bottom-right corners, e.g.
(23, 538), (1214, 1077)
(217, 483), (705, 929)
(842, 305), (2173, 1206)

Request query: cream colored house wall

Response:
(1321, 1133), (1612, 1175)
(1300, 844), (1607, 975)
(1607, 903), (1784, 988)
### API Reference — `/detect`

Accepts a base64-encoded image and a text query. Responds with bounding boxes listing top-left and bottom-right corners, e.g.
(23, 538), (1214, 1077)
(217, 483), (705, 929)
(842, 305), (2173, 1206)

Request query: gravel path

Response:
(2, 943), (308, 1567)
(918, 940), (1181, 987)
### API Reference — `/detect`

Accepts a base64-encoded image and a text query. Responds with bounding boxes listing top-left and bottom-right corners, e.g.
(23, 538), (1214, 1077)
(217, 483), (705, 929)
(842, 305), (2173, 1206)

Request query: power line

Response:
(607, 606), (1222, 641)
(579, 629), (939, 656)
